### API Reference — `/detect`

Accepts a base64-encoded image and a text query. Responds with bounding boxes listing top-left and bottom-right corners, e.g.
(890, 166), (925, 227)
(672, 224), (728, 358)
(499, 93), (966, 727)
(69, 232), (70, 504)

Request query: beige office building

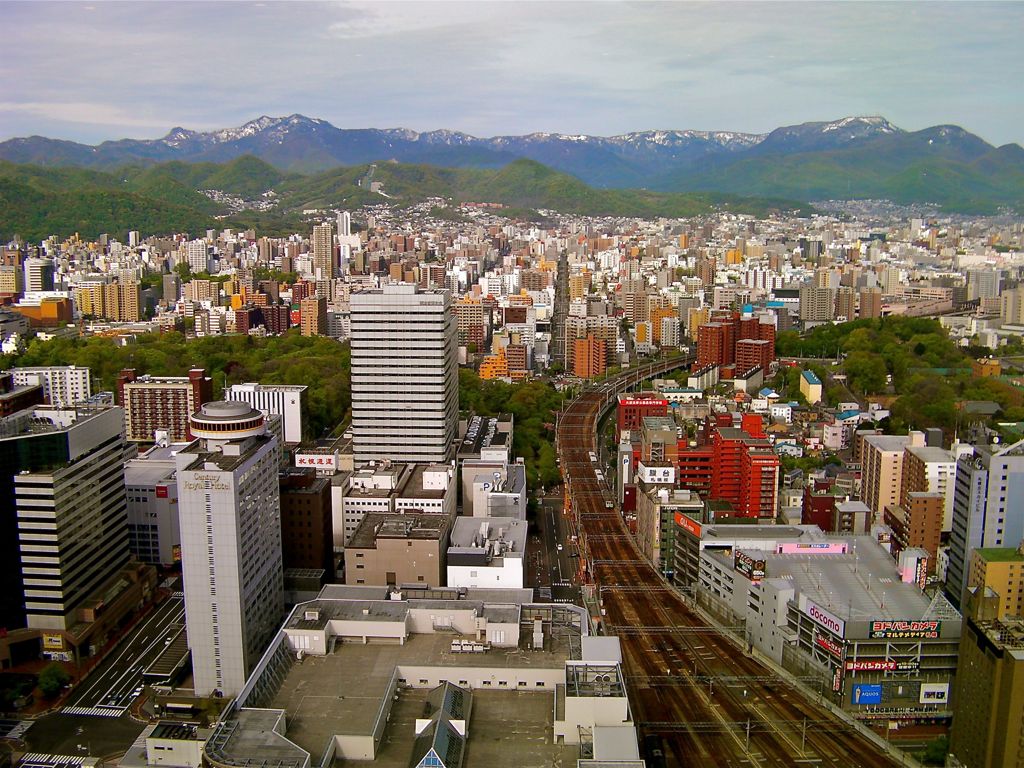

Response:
(861, 432), (923, 520)
(344, 513), (450, 587)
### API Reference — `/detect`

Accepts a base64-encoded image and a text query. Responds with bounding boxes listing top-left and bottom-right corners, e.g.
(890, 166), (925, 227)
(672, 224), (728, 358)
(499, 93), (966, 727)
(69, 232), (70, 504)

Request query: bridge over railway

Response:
(554, 358), (909, 767)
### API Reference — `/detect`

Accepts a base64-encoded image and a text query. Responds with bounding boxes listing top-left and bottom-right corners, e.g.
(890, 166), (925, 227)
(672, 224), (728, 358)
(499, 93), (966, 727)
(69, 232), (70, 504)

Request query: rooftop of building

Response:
(863, 433), (913, 452)
(801, 370), (822, 385)
(279, 468), (330, 494)
(974, 547), (1024, 563)
(905, 445), (954, 462)
(458, 413), (513, 456)
(971, 616), (1024, 656)
(751, 536), (957, 624)
(177, 433), (274, 472)
(640, 414), (676, 428)
(449, 516), (528, 553)
(223, 596), (584, 768)
(701, 523), (827, 542)
(229, 382), (308, 392)
(0, 404), (114, 440)
(348, 513), (449, 549)
(124, 459), (176, 486)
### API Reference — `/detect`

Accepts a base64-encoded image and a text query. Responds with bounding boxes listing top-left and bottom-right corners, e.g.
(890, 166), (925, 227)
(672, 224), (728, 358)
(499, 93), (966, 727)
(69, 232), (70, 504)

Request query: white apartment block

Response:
(225, 382), (307, 445)
(12, 365), (92, 408)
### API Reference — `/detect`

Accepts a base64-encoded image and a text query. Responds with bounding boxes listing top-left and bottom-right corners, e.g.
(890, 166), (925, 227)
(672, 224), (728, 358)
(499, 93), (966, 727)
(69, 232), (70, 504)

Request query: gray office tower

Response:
(350, 284), (458, 464)
(176, 401), (284, 697)
(0, 406), (129, 631)
(947, 438), (1024, 608)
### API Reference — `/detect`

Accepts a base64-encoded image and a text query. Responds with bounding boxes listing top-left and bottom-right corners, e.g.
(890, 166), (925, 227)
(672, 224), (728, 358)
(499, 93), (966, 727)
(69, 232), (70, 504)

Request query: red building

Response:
(735, 339), (773, 377)
(617, 394), (669, 440)
(673, 416), (779, 519)
(117, 368), (213, 442)
(802, 479), (839, 531)
(697, 321), (736, 368)
(696, 312), (776, 371)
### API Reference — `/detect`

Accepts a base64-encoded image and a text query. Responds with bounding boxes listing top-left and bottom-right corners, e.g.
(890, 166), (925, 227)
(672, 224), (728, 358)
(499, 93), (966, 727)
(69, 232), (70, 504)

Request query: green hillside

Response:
(0, 156), (811, 242)
(659, 130), (1024, 214)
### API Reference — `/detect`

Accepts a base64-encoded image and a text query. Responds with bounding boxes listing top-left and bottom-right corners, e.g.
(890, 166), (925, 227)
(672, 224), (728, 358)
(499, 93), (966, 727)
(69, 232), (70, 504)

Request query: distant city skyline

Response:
(0, 1), (1022, 147)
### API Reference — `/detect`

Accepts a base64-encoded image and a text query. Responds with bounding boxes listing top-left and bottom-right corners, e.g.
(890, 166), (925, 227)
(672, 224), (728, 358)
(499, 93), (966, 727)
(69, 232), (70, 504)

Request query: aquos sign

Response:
(803, 598), (846, 636)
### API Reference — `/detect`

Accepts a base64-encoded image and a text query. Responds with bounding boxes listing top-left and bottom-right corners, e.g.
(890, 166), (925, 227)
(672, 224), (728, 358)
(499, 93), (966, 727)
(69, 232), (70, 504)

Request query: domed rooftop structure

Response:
(189, 400), (265, 440)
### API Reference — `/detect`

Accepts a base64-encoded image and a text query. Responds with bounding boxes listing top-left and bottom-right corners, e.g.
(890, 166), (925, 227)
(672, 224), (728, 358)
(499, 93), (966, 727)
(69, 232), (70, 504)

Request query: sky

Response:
(1, 1), (1022, 146)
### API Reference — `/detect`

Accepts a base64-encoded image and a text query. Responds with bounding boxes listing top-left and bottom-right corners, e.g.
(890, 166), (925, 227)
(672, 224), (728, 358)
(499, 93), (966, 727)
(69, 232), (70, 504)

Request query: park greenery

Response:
(5, 331), (352, 440)
(776, 316), (1024, 436)
(458, 368), (565, 489)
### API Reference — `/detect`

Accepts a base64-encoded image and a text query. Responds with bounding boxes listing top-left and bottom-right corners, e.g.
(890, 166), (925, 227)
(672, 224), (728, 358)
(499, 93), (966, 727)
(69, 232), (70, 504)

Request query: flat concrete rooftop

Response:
(360, 688), (576, 768)
(268, 628), (575, 760)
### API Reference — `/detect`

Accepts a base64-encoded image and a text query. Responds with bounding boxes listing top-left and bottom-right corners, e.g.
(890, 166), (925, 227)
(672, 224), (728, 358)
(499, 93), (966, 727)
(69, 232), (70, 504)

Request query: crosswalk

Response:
(170, 591), (184, 599)
(6, 720), (32, 739)
(59, 704), (126, 718)
(20, 754), (90, 768)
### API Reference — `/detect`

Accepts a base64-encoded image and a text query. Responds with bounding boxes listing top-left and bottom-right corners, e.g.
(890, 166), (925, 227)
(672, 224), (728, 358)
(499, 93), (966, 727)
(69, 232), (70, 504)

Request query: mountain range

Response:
(1, 114), (1022, 214)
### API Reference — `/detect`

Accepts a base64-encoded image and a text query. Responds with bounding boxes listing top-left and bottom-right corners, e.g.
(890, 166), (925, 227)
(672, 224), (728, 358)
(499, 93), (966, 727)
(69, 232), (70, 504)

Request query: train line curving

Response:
(555, 360), (904, 767)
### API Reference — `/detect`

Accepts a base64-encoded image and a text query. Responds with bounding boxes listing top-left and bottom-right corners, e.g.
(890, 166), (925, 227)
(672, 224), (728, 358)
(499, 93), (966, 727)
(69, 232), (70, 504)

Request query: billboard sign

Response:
(775, 542), (849, 555)
(915, 558), (929, 590)
(618, 397), (668, 409)
(844, 659), (919, 672)
(919, 683), (949, 704)
(675, 513), (701, 538)
(869, 620), (940, 640)
(295, 453), (338, 472)
(804, 598), (846, 636)
(42, 633), (64, 651)
(815, 631), (844, 659)
(851, 684), (883, 705)
(846, 660), (894, 672)
(734, 550), (766, 581)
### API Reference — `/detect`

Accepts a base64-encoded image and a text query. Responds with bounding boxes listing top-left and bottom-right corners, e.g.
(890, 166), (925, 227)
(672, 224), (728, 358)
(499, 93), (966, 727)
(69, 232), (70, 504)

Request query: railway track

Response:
(555, 360), (904, 767)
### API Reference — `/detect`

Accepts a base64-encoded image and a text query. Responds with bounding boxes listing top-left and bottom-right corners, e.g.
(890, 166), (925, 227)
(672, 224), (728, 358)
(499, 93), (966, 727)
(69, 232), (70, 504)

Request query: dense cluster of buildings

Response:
(3, 204), (1024, 767)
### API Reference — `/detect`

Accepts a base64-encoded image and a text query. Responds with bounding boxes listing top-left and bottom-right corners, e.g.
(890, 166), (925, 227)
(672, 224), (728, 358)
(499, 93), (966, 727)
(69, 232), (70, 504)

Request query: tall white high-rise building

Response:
(350, 284), (458, 464)
(946, 439), (1024, 609)
(176, 401), (283, 697)
(184, 240), (208, 274)
(311, 223), (334, 280)
(337, 211), (351, 238)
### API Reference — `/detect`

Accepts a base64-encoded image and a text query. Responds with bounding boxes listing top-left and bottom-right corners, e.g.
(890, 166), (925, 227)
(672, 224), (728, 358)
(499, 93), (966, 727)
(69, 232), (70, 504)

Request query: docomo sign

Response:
(675, 512), (701, 538)
(804, 598), (846, 636)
